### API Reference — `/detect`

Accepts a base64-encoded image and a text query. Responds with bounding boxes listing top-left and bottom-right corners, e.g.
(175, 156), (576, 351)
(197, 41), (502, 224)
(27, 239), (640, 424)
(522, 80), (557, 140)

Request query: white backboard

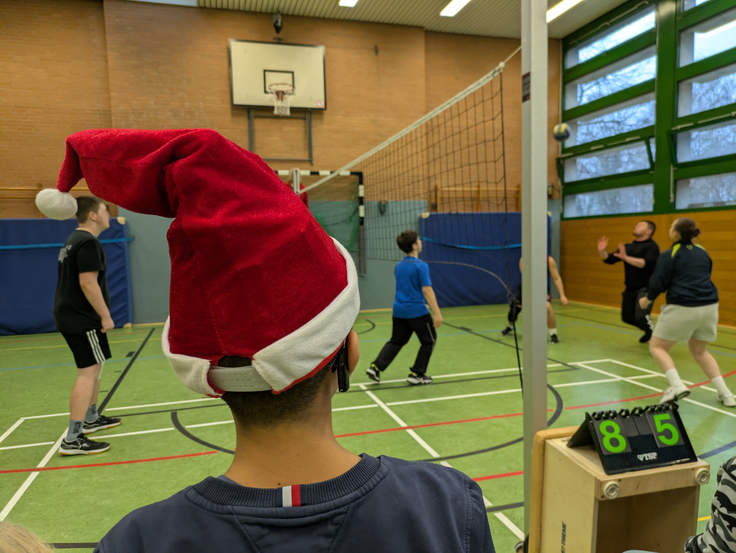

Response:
(228, 40), (326, 110)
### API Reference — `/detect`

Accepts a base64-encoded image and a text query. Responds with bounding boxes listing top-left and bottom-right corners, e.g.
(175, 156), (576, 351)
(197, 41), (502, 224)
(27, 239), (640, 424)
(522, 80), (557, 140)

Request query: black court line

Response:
(357, 319), (376, 335)
(486, 501), (524, 513)
(171, 411), (234, 454)
(415, 384), (564, 462)
(99, 328), (155, 411)
(701, 438), (736, 459)
(51, 544), (97, 549)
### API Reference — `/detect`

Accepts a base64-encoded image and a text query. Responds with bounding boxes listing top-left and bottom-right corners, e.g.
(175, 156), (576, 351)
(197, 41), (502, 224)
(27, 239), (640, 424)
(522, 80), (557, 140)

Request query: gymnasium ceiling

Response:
(187, 0), (631, 40)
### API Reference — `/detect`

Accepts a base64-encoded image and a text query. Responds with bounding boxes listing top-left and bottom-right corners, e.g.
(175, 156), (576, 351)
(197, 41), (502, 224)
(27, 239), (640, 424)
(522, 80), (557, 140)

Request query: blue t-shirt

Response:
(95, 455), (495, 553)
(393, 257), (432, 319)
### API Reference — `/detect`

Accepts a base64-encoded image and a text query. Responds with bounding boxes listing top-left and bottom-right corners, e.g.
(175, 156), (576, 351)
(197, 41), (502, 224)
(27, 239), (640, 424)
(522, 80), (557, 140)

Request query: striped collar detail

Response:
(281, 485), (302, 507)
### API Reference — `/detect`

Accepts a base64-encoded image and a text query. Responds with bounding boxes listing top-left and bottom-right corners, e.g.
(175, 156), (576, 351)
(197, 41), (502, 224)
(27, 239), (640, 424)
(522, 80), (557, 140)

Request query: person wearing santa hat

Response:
(37, 129), (495, 553)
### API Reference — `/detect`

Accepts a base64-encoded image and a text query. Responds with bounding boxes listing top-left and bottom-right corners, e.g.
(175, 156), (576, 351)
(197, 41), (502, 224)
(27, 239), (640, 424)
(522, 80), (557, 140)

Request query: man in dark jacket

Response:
(598, 221), (660, 343)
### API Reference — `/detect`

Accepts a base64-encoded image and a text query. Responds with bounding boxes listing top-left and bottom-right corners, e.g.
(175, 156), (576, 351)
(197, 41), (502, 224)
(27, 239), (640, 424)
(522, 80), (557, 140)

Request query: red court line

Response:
(0, 451), (217, 474)
(688, 368), (736, 389)
(473, 470), (524, 482)
(567, 392), (661, 410)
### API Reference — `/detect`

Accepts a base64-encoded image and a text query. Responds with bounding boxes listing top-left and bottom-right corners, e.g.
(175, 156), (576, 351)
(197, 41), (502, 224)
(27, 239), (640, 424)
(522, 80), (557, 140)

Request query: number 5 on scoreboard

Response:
(648, 412), (684, 448)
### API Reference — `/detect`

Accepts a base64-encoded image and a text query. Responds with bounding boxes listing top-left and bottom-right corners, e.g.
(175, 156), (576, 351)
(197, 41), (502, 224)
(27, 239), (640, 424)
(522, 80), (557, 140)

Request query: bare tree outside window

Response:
(676, 173), (736, 208)
(565, 184), (654, 217)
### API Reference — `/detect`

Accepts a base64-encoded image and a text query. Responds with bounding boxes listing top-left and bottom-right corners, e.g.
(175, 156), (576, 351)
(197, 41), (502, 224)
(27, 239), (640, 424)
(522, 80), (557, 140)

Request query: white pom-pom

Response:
(35, 189), (78, 220)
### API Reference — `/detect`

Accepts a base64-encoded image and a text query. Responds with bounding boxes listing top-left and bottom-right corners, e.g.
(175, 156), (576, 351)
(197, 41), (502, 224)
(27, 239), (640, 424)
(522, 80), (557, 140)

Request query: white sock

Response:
(548, 328), (557, 336)
(664, 368), (683, 388)
(711, 376), (731, 396)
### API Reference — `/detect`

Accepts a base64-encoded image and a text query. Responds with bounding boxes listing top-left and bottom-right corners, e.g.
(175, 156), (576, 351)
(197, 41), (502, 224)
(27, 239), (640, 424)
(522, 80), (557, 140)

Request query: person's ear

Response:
(347, 329), (359, 376)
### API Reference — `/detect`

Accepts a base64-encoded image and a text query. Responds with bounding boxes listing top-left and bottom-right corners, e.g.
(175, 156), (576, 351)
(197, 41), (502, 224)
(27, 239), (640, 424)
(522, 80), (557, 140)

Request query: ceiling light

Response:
(338, 0), (360, 6)
(547, 0), (586, 22)
(440, 0), (474, 17)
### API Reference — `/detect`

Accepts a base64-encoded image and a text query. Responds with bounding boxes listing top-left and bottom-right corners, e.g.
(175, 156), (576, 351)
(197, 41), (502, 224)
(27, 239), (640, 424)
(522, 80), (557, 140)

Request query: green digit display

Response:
(653, 413), (680, 446)
(599, 420), (627, 453)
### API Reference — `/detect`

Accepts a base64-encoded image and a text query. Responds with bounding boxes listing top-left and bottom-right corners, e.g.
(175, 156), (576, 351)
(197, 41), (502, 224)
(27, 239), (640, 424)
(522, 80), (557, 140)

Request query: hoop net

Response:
(268, 83), (295, 116)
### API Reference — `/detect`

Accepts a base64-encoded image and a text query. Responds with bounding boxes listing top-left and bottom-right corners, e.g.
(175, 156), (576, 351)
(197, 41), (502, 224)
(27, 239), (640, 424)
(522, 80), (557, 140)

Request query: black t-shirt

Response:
(603, 238), (660, 291)
(53, 230), (110, 333)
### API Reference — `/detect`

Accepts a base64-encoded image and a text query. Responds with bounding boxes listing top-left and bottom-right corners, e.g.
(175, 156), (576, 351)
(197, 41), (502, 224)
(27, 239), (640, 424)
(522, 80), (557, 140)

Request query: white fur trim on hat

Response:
(35, 189), (78, 220)
(161, 239), (360, 395)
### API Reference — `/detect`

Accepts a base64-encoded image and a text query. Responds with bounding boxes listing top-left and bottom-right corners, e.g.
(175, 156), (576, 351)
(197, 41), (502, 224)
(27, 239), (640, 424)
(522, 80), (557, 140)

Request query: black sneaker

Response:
(366, 363), (382, 383)
(83, 414), (122, 434)
(59, 435), (111, 456)
(501, 327), (513, 336)
(407, 372), (433, 385)
(550, 334), (559, 344)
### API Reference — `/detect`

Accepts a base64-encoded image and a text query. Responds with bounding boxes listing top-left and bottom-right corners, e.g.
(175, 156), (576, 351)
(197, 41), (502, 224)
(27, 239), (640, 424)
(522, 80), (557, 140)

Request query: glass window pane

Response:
(676, 172), (736, 208)
(566, 8), (656, 68)
(676, 119), (736, 162)
(678, 62), (736, 117)
(564, 184), (654, 217)
(565, 47), (656, 109)
(566, 93), (656, 146)
(683, 0), (711, 10)
(564, 142), (654, 182)
(680, 7), (736, 66)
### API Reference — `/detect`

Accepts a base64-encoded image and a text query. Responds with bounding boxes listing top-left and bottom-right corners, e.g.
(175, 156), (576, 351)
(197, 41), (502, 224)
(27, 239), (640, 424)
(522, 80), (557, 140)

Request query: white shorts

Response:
(652, 303), (719, 342)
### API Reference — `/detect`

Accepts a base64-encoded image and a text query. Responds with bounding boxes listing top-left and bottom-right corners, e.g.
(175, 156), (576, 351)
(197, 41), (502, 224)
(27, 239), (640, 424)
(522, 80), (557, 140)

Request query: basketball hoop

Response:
(268, 83), (295, 116)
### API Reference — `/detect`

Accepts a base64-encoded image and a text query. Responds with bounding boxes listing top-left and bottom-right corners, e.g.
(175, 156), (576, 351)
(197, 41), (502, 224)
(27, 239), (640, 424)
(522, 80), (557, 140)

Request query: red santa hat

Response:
(36, 129), (359, 395)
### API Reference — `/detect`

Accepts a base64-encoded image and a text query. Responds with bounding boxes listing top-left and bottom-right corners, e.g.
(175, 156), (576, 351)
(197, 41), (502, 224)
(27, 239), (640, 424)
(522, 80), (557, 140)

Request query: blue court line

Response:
(701, 439), (736, 459)
(0, 355), (165, 373)
(420, 236), (521, 251)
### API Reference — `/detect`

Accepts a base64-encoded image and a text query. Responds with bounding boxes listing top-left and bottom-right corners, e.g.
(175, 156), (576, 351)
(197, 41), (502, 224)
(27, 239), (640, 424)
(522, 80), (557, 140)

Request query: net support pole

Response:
(521, 0), (548, 535)
(357, 173), (366, 276)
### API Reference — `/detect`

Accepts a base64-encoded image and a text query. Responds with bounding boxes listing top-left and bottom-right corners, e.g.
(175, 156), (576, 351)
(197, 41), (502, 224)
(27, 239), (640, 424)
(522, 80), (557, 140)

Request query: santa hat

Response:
(37, 129), (359, 395)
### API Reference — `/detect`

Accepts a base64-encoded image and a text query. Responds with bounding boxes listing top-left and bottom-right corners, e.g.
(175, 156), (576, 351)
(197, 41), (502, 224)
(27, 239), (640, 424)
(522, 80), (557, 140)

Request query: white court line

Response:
(575, 362), (736, 420)
(0, 419), (24, 446)
(0, 441), (54, 452)
(186, 420), (233, 429)
(363, 364), (563, 386)
(358, 383), (524, 541)
(590, 359), (719, 394)
(103, 428), (175, 439)
(387, 388), (522, 406)
(0, 430), (66, 522)
(21, 397), (219, 420)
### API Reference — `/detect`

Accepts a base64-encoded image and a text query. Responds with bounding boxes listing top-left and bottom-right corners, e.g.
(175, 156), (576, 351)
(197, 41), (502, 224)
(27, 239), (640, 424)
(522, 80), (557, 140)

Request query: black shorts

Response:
(62, 330), (111, 369)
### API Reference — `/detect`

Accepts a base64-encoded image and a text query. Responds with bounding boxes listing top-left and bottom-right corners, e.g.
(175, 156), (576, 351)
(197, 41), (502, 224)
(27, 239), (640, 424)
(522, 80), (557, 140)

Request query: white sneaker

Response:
(717, 392), (736, 407)
(661, 383), (690, 403)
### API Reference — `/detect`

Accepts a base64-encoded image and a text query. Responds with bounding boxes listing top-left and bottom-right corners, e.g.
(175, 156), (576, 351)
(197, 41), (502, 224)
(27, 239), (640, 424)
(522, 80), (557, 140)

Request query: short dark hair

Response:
(674, 217), (701, 242)
(219, 356), (330, 428)
(76, 196), (106, 224)
(643, 220), (656, 236)
(396, 230), (419, 253)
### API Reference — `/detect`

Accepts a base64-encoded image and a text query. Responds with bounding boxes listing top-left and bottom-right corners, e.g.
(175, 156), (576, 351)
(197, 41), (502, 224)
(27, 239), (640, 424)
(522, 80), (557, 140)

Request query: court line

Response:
(361, 364), (563, 386)
(0, 339), (147, 353)
(100, 328), (155, 411)
(357, 383), (524, 541)
(0, 441), (55, 451)
(608, 359), (735, 393)
(0, 419), (24, 445)
(0, 430), (65, 521)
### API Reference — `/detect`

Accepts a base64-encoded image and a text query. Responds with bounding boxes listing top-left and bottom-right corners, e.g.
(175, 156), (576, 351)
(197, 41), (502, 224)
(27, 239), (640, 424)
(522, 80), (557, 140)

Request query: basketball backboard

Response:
(228, 40), (326, 110)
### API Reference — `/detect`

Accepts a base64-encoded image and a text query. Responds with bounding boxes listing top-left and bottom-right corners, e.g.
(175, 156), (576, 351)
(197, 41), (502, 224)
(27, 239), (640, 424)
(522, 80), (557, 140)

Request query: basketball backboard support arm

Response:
(247, 109), (314, 165)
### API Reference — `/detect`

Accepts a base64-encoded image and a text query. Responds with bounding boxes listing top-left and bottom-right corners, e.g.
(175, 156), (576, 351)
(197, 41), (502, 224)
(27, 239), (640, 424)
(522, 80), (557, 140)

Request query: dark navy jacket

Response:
(646, 241), (719, 306)
(95, 455), (495, 553)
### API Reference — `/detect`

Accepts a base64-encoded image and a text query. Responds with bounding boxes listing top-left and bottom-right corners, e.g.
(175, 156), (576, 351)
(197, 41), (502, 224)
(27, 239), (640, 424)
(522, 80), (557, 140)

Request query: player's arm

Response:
(598, 236), (620, 264)
(79, 272), (114, 333)
(548, 257), (568, 305)
(422, 286), (442, 328)
(613, 242), (646, 268)
(641, 252), (672, 308)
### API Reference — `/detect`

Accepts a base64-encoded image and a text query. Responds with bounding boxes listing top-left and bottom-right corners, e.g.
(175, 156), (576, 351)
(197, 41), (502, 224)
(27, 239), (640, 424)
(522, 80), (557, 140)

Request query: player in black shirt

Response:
(54, 196), (121, 456)
(598, 220), (660, 343)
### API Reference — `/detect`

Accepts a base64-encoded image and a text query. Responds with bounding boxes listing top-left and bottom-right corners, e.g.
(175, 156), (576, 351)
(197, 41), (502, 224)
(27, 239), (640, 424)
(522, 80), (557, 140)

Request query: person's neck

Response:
(634, 235), (649, 242)
(76, 224), (100, 238)
(224, 403), (360, 489)
(407, 250), (419, 258)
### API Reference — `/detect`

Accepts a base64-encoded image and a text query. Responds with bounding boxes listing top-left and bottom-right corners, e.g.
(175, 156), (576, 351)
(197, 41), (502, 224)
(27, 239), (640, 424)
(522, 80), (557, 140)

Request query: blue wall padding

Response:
(418, 213), (550, 308)
(0, 219), (132, 335)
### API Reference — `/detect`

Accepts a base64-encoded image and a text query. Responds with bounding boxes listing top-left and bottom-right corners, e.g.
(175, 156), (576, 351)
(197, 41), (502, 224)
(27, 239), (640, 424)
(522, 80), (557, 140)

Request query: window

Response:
(566, 8), (656, 68)
(680, 7), (736, 66)
(683, 0), (711, 11)
(564, 142), (654, 182)
(566, 93), (656, 146)
(565, 47), (657, 109)
(675, 119), (736, 162)
(564, 184), (654, 217)
(676, 172), (736, 208)
(678, 62), (736, 116)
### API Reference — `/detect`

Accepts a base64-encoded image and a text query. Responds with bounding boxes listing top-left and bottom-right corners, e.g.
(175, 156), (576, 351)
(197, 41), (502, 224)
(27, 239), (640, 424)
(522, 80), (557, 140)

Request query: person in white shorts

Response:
(639, 217), (735, 407)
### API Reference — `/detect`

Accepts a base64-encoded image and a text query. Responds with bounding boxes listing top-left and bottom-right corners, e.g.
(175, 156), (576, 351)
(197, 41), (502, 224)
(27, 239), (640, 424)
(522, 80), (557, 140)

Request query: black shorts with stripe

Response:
(62, 329), (111, 369)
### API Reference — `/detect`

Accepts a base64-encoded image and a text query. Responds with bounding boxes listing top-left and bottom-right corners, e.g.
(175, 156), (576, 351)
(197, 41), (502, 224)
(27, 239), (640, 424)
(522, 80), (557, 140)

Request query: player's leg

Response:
(649, 337), (689, 403)
(620, 290), (638, 327)
(547, 301), (559, 344)
(369, 317), (413, 382)
(502, 288), (522, 336)
(650, 304), (695, 403)
(689, 304), (734, 406)
(405, 314), (436, 385)
(633, 288), (654, 343)
(82, 330), (121, 434)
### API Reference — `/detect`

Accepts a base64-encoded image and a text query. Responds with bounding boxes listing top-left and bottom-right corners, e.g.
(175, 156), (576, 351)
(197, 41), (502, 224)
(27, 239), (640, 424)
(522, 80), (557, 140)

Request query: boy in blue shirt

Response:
(368, 231), (442, 385)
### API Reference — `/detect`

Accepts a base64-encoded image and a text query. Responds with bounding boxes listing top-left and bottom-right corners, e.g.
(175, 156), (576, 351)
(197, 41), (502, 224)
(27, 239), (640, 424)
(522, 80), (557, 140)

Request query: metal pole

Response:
(521, 0), (548, 534)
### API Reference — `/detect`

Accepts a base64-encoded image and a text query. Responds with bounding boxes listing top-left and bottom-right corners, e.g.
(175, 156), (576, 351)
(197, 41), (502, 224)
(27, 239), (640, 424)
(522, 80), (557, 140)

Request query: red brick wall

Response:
(0, 0), (561, 217)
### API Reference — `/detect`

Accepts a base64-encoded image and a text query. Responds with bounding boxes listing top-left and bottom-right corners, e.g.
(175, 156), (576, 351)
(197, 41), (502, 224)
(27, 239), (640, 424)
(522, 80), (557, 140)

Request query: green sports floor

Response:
(1, 302), (735, 552)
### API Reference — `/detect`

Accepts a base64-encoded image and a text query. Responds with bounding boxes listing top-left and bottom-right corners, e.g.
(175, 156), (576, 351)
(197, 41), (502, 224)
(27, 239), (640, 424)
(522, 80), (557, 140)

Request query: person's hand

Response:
(639, 297), (652, 310)
(613, 243), (626, 259)
(597, 236), (609, 252)
(560, 296), (569, 306)
(433, 315), (443, 328)
(101, 316), (114, 333)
